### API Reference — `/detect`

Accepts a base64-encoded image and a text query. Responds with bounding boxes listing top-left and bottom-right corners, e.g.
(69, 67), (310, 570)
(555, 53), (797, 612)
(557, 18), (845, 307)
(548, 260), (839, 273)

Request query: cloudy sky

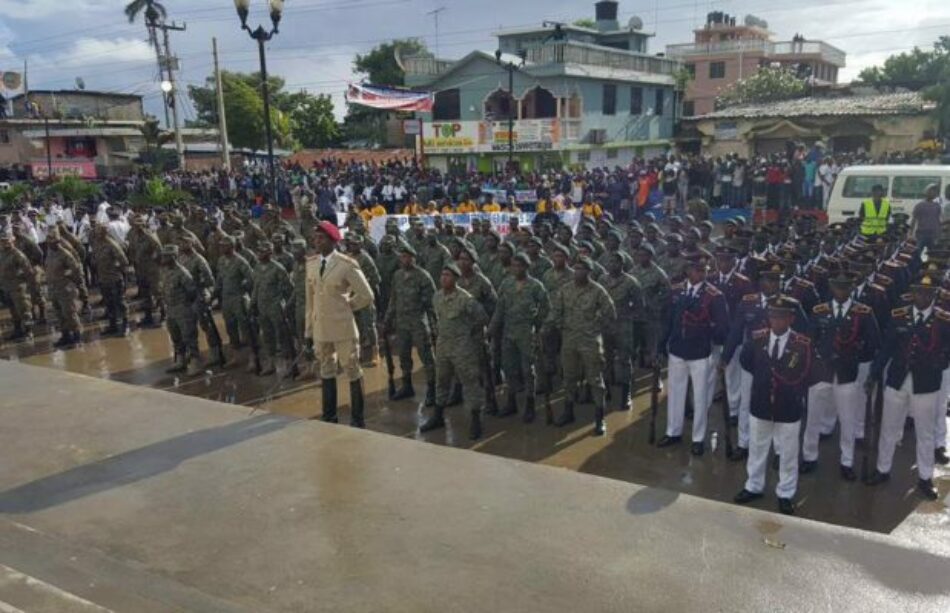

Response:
(1, 0), (948, 121)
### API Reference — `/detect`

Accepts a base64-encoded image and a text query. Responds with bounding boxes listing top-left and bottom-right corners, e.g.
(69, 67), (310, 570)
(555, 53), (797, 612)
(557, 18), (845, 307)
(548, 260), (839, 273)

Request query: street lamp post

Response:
(234, 0), (284, 205)
(494, 49), (525, 176)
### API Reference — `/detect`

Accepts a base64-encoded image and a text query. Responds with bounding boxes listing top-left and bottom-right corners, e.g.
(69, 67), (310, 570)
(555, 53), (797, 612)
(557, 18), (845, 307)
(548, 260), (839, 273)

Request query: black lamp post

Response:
(494, 49), (525, 175)
(234, 0), (284, 205)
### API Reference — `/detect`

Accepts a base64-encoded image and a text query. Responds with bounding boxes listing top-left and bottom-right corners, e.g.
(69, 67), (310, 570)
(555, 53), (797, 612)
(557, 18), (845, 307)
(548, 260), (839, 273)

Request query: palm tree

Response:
(125, 1), (168, 114)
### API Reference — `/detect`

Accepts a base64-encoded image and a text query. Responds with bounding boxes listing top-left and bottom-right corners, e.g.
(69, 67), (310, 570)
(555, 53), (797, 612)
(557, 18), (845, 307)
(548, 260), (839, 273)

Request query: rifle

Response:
(861, 380), (885, 483)
(381, 324), (396, 398)
(648, 358), (661, 445)
(246, 304), (262, 375)
(719, 366), (734, 458)
(200, 298), (224, 357)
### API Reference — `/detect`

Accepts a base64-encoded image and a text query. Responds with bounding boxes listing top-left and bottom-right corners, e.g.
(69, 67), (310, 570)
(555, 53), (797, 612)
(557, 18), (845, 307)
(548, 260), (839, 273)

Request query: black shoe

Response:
(53, 334), (71, 348)
(141, 315), (158, 328)
(485, 390), (498, 416)
(657, 435), (682, 448)
(728, 447), (748, 462)
(469, 411), (482, 441)
(593, 404), (606, 436)
(935, 447), (950, 466)
(553, 402), (575, 427)
(617, 384), (631, 411)
(349, 380), (365, 428)
(391, 378), (415, 401)
(319, 378), (338, 423)
(419, 407), (445, 433)
(799, 460), (818, 475)
(691, 442), (705, 456)
(733, 489), (763, 504)
(523, 396), (536, 424)
(424, 383), (436, 407)
(865, 470), (890, 486)
(497, 393), (518, 418)
(917, 479), (939, 501)
(854, 437), (865, 450)
(728, 415), (738, 427)
(778, 498), (795, 515)
(444, 383), (463, 408)
(840, 465), (857, 482)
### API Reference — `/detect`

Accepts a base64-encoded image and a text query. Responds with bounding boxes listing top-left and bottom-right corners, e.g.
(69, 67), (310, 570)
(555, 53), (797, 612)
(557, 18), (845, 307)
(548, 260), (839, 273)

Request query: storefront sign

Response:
(30, 159), (97, 180)
(424, 119), (564, 154)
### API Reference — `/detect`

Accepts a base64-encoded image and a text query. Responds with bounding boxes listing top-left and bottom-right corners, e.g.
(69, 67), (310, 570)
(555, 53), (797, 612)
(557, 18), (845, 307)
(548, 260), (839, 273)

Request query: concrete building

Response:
(403, 1), (679, 173)
(684, 91), (936, 157)
(666, 12), (846, 117)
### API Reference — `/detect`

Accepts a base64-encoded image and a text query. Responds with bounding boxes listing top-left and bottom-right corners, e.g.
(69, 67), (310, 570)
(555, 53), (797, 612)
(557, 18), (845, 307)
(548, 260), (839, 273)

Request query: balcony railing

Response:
(403, 55), (454, 77)
(526, 41), (681, 76)
(666, 39), (846, 67)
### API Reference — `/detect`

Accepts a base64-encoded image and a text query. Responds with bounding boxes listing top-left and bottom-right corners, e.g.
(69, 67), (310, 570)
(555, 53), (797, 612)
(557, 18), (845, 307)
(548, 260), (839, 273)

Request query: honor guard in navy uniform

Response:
(867, 268), (950, 500)
(722, 263), (808, 460)
(659, 250), (729, 455)
(709, 242), (753, 417)
(801, 271), (881, 480)
(734, 297), (813, 515)
(779, 255), (821, 315)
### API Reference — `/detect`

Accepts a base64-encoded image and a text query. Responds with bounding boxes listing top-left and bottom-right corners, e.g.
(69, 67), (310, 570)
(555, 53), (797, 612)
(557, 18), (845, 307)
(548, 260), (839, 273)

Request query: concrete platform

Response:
(0, 362), (948, 612)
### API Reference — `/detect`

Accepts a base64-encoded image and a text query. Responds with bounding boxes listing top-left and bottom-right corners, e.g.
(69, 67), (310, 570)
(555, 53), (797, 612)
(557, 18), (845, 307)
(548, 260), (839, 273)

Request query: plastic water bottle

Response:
(710, 431), (719, 452)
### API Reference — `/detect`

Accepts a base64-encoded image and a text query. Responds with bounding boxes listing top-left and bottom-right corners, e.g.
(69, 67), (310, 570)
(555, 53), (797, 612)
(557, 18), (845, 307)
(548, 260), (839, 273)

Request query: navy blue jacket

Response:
(740, 330), (813, 423)
(722, 292), (808, 364)
(872, 306), (950, 394)
(809, 301), (881, 384)
(664, 281), (729, 361)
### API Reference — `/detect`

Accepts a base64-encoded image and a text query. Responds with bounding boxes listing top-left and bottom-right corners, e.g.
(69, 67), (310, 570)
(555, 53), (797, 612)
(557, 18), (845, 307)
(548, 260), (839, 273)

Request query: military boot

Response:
(544, 396), (554, 425)
(245, 349), (260, 373)
(141, 312), (157, 328)
(424, 382), (436, 407)
(444, 382), (463, 407)
(208, 345), (226, 368)
(469, 410), (482, 441)
(186, 356), (203, 377)
(318, 378), (338, 423)
(166, 352), (187, 374)
(54, 332), (72, 348)
(497, 391), (518, 418)
(419, 405), (445, 433)
(523, 395), (536, 423)
(594, 403), (606, 436)
(349, 379), (366, 428)
(391, 376), (415, 401)
(554, 401), (576, 427)
(484, 387), (499, 416)
(618, 384), (631, 411)
(259, 355), (276, 376)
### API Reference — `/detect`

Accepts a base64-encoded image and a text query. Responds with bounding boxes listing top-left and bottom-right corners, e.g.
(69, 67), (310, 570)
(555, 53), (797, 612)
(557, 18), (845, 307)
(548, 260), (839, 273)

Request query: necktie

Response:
(836, 304), (843, 320)
(771, 339), (780, 361)
(320, 258), (327, 278)
(917, 313), (924, 326)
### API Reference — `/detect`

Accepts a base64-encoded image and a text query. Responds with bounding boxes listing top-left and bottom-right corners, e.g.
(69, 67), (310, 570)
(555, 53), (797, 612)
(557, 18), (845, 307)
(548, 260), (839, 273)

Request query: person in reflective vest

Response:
(859, 184), (890, 236)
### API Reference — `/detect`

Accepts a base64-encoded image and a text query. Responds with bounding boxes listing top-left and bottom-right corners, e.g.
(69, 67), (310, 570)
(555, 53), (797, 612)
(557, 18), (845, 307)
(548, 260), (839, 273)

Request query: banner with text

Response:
(368, 210), (581, 244)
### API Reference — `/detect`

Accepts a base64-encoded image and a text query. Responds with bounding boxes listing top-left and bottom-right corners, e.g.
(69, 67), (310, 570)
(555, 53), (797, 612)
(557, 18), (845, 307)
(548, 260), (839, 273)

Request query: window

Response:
(432, 88), (460, 121)
(522, 86), (557, 119)
(630, 87), (643, 115)
(682, 100), (695, 117)
(606, 148), (618, 159)
(577, 151), (591, 162)
(709, 61), (726, 79)
(654, 89), (665, 116)
(842, 176), (889, 198)
(484, 88), (516, 121)
(0, 129), (9, 144)
(602, 84), (617, 115)
(893, 176), (941, 199)
(685, 63), (696, 78)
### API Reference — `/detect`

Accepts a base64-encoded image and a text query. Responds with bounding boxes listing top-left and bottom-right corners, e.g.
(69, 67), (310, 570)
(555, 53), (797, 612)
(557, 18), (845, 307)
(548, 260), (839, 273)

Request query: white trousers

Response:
(936, 368), (950, 450)
(667, 354), (711, 443)
(803, 380), (862, 467)
(853, 362), (872, 437)
(724, 351), (742, 416)
(745, 416), (801, 499)
(704, 345), (722, 412)
(876, 376), (938, 480)
(738, 369), (753, 448)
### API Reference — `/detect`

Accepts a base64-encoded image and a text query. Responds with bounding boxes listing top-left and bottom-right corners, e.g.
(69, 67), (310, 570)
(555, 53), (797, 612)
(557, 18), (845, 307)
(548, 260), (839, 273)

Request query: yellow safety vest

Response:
(860, 198), (890, 236)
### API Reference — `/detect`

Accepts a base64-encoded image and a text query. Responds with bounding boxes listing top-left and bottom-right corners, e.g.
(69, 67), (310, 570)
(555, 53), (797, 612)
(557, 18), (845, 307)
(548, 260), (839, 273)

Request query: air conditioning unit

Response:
(587, 129), (607, 144)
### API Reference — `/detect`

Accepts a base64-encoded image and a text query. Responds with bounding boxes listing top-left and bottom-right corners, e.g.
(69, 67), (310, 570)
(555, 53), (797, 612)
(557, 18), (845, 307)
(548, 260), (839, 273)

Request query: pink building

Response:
(666, 12), (846, 116)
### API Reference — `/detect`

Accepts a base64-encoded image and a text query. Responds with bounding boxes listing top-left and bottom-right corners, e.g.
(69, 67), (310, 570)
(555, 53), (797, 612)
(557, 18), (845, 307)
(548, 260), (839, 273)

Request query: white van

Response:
(826, 165), (950, 224)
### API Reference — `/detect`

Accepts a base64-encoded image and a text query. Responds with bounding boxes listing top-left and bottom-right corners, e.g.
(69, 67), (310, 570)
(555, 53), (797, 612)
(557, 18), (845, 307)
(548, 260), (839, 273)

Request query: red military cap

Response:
(315, 221), (342, 243)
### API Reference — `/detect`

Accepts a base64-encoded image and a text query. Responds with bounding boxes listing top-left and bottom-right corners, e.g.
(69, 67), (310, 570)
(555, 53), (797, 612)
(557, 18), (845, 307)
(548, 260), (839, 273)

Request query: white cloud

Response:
(58, 36), (155, 67)
(0, 0), (112, 21)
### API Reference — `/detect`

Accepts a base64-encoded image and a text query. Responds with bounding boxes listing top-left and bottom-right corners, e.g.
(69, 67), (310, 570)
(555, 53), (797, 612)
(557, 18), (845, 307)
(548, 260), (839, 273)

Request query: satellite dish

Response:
(628, 16), (643, 31)
(75, 77), (86, 90)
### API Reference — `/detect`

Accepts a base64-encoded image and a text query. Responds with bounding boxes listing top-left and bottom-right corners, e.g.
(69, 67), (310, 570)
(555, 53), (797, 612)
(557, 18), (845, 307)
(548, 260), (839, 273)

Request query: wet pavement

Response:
(2, 300), (948, 535)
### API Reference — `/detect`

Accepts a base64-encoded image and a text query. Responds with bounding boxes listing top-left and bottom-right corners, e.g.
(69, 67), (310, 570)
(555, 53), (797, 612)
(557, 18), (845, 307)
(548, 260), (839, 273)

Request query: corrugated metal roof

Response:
(695, 92), (932, 119)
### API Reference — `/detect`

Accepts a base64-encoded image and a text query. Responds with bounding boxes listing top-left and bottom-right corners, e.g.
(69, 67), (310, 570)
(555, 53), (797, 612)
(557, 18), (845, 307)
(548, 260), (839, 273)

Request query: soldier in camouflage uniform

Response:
(457, 243), (499, 415)
(535, 242), (573, 414)
(344, 233), (381, 366)
(419, 261), (489, 440)
(657, 233), (688, 284)
(289, 239), (309, 350)
(632, 243), (671, 373)
(180, 237), (225, 367)
(0, 235), (35, 341)
(161, 245), (201, 376)
(375, 234), (400, 319)
(45, 231), (88, 348)
(601, 251), (644, 411)
(489, 253), (550, 423)
(272, 233), (295, 273)
(128, 216), (163, 326)
(233, 231), (257, 267)
(215, 236), (255, 370)
(421, 231), (451, 285)
(92, 225), (129, 336)
(384, 240), (437, 406)
(13, 223), (46, 323)
(547, 256), (617, 436)
(250, 241), (295, 376)
(525, 236), (553, 281)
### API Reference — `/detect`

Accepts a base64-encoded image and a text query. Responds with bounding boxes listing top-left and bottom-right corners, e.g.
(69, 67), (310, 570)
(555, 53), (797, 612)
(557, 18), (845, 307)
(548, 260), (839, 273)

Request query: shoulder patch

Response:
(703, 284), (723, 297)
(852, 303), (872, 315)
(742, 293), (759, 302)
(752, 329), (769, 340)
(891, 306), (911, 318)
(813, 303), (831, 314)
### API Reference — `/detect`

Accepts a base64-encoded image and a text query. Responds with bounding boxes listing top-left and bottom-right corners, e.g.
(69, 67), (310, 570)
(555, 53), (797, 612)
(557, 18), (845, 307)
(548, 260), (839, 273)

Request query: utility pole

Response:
(212, 37), (231, 171)
(158, 21), (187, 170)
(426, 6), (446, 57)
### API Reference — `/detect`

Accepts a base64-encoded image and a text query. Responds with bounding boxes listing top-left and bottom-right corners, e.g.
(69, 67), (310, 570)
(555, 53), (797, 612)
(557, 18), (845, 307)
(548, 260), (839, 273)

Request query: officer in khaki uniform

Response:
(305, 222), (374, 427)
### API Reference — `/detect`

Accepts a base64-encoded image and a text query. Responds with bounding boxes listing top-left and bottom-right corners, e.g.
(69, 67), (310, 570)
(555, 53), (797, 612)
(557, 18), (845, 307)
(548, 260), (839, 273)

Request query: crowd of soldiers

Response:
(1, 197), (949, 515)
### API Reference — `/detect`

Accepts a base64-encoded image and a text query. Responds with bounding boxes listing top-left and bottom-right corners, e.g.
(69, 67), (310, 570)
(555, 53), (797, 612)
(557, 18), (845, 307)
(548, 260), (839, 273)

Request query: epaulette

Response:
(935, 308), (950, 322)
(703, 284), (723, 297)
(900, 292), (912, 304)
(793, 277), (815, 289)
(790, 331), (811, 345)
(938, 288), (950, 300)
(876, 276), (893, 287)
(869, 282), (888, 293)
(752, 329), (769, 340)
(813, 303), (831, 315)
(811, 264), (828, 276)
(852, 303), (872, 315)
(895, 252), (913, 263)
(734, 272), (752, 284)
(891, 306), (911, 318)
(672, 282), (685, 291)
(742, 293), (760, 302)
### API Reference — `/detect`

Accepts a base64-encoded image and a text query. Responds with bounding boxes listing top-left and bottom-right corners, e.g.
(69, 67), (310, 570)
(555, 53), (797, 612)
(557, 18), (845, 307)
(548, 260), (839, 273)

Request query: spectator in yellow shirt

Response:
(402, 197), (424, 215)
(440, 199), (456, 215)
(482, 196), (502, 213)
(536, 198), (562, 214)
(369, 201), (387, 218)
(457, 199), (477, 214)
(357, 204), (373, 225)
(502, 195), (521, 213)
(581, 196), (603, 219)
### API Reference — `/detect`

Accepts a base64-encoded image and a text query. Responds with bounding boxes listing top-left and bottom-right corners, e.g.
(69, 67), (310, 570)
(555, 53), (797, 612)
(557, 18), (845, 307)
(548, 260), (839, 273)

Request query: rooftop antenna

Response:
(426, 6), (446, 57)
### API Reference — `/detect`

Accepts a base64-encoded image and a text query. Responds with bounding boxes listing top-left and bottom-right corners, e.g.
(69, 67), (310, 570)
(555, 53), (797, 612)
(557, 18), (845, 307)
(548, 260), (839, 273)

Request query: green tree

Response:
(572, 18), (596, 28)
(46, 176), (100, 203)
(715, 66), (808, 109)
(288, 93), (339, 148)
